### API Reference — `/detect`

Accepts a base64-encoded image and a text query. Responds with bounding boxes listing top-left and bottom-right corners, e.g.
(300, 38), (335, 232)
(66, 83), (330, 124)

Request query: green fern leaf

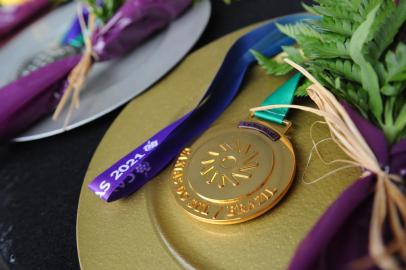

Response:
(253, 0), (406, 142)
(357, 0), (379, 15)
(334, 76), (370, 116)
(381, 82), (406, 96)
(282, 46), (305, 64)
(314, 17), (358, 37)
(350, 0), (363, 9)
(311, 59), (362, 83)
(309, 66), (336, 89)
(314, 0), (360, 11)
(368, 0), (406, 59)
(394, 102), (406, 134)
(383, 43), (406, 82)
(276, 22), (323, 41)
(300, 37), (350, 59)
(349, 3), (383, 119)
(295, 79), (312, 97)
(301, 3), (322, 16)
(302, 3), (363, 22)
(314, 0), (361, 10)
(250, 50), (293, 76)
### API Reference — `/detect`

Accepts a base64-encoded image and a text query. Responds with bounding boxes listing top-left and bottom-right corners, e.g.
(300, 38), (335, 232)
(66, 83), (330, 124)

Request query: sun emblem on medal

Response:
(200, 139), (259, 189)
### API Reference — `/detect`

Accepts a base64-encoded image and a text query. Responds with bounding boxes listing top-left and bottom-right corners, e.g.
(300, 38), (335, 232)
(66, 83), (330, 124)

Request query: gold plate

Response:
(77, 17), (360, 270)
(170, 121), (295, 224)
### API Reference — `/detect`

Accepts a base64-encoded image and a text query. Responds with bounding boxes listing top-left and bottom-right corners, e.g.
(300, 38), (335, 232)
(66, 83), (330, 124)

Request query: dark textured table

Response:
(0, 1), (305, 269)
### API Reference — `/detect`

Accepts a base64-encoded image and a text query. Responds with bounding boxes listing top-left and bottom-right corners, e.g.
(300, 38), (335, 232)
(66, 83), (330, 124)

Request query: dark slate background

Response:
(0, 0), (306, 269)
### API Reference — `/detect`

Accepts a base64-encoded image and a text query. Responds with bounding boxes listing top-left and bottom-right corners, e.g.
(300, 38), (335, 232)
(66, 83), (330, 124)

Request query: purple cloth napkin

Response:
(288, 104), (406, 270)
(0, 0), (51, 40)
(0, 56), (81, 139)
(93, 0), (192, 61)
(0, 0), (191, 139)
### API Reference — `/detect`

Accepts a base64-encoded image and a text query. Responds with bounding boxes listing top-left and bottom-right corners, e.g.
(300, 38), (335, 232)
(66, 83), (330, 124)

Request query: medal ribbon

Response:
(61, 8), (89, 48)
(89, 14), (315, 202)
(254, 72), (302, 124)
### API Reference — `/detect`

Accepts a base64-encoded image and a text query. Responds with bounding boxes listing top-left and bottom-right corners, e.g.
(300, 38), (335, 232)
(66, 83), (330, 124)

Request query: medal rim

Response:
(170, 121), (296, 225)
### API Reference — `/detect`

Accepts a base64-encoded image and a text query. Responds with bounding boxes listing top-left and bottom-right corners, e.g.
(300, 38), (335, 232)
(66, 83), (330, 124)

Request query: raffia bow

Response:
(52, 7), (97, 127)
(250, 59), (406, 270)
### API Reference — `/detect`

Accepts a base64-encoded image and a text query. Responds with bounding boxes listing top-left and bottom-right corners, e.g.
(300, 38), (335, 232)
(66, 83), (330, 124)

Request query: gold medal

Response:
(170, 118), (295, 224)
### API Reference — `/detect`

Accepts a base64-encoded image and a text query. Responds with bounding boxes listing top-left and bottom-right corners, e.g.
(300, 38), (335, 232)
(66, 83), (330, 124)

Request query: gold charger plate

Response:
(77, 19), (360, 270)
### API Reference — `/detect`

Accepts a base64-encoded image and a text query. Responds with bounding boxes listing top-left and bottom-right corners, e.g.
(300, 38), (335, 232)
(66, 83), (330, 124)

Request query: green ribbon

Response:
(254, 72), (302, 125)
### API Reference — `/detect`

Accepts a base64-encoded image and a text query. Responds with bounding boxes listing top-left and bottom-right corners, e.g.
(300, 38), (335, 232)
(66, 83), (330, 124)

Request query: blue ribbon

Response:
(61, 8), (89, 48)
(89, 14), (316, 202)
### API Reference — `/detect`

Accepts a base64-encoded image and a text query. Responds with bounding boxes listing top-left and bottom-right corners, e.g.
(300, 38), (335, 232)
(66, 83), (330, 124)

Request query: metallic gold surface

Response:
(0, 0), (26, 6)
(170, 121), (295, 224)
(77, 19), (360, 270)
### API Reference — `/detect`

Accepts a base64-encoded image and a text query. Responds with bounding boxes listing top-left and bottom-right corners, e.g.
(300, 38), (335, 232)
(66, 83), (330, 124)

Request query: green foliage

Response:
(251, 50), (294, 76)
(302, 3), (363, 22)
(295, 79), (312, 97)
(253, 0), (406, 143)
(310, 17), (358, 37)
(349, 4), (383, 119)
(311, 59), (362, 83)
(86, 0), (234, 23)
(277, 22), (323, 40)
(365, 0), (402, 59)
(281, 46), (305, 63)
(82, 0), (125, 22)
(380, 43), (406, 83)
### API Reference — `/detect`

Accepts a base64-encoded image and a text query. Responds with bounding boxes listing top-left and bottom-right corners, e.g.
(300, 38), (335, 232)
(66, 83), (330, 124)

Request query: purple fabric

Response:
(93, 0), (192, 61)
(0, 0), (191, 140)
(0, 0), (51, 40)
(0, 56), (81, 139)
(288, 104), (406, 270)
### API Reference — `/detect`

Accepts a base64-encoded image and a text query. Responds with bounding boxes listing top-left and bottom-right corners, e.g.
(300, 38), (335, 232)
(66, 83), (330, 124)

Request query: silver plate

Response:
(0, 0), (211, 141)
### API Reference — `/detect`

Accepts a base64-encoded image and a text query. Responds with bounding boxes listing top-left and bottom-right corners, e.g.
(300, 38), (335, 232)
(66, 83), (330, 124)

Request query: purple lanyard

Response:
(88, 14), (315, 202)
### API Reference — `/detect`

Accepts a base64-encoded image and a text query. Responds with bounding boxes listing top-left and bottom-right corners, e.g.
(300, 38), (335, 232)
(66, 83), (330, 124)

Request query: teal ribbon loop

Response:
(254, 72), (302, 125)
